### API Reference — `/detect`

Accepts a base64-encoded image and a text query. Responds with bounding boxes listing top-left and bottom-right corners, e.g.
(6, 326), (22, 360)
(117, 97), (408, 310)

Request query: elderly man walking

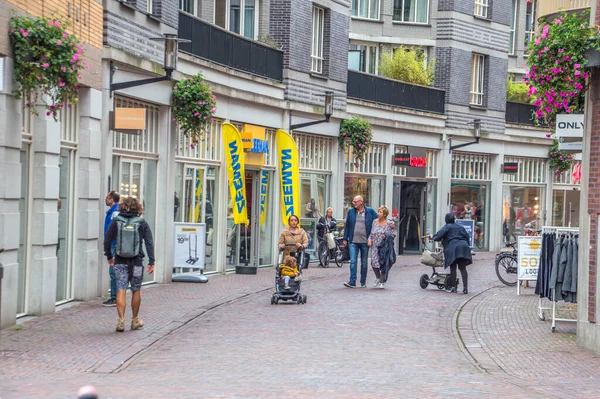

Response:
(343, 195), (378, 288)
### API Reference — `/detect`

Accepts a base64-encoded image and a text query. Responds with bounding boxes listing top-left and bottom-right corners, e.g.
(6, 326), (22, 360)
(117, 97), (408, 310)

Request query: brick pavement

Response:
(1, 253), (599, 398)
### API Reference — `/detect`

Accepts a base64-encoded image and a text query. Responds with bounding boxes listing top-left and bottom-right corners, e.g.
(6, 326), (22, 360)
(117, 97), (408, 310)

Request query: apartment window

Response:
(509, 0), (517, 54)
(180, 0), (194, 15)
(348, 43), (378, 74)
(474, 0), (488, 18)
(524, 2), (535, 48)
(147, 0), (153, 14)
(311, 6), (325, 73)
(352, 0), (380, 20)
(393, 0), (428, 24)
(470, 54), (485, 106)
(215, 0), (258, 40)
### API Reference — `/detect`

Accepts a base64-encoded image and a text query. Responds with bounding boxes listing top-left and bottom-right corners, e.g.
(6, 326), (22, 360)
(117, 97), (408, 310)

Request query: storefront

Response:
(225, 122), (277, 270)
(552, 160), (581, 228)
(501, 156), (547, 242)
(295, 132), (334, 253)
(111, 97), (160, 285)
(450, 152), (492, 250)
(343, 143), (388, 218)
(391, 146), (438, 254)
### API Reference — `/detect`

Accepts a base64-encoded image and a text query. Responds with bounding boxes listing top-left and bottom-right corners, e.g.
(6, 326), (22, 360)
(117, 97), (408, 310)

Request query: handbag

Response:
(421, 248), (443, 267)
(325, 232), (336, 249)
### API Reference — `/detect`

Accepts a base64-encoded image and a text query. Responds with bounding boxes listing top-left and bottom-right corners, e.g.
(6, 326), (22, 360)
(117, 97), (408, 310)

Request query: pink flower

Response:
(558, 48), (564, 53)
(173, 86), (178, 90)
(59, 81), (65, 87)
(546, 133), (552, 138)
(57, 40), (62, 46)
(189, 77), (194, 81)
(193, 112), (200, 117)
(172, 117), (177, 122)
(555, 19), (562, 25)
(42, 63), (49, 68)
(54, 21), (60, 27)
(63, 33), (69, 38)
(535, 38), (541, 45)
(48, 20), (54, 27)
(574, 63), (581, 69)
(22, 30), (29, 37)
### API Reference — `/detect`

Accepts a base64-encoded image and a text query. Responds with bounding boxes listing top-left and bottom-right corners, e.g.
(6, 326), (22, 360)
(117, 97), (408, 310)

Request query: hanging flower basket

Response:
(338, 116), (373, 167)
(9, 16), (87, 120)
(171, 73), (217, 147)
(548, 141), (574, 178)
(523, 11), (600, 126)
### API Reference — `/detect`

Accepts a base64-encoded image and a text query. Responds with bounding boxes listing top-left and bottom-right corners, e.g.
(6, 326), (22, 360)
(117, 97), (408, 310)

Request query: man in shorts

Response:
(104, 197), (155, 332)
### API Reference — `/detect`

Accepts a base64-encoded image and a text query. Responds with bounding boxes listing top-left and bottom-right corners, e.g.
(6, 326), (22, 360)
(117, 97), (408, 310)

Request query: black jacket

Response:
(378, 235), (396, 271)
(432, 221), (472, 269)
(316, 216), (337, 240)
(104, 211), (155, 265)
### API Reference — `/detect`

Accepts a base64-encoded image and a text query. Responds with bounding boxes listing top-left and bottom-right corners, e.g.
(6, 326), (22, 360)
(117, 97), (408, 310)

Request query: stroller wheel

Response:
(297, 296), (302, 305)
(270, 296), (275, 305)
(419, 274), (429, 289)
(303, 295), (307, 304)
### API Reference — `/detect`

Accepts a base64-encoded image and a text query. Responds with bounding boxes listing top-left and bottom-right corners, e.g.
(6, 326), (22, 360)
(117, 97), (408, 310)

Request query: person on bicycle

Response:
(278, 214), (309, 263)
(316, 207), (337, 264)
(429, 213), (472, 294)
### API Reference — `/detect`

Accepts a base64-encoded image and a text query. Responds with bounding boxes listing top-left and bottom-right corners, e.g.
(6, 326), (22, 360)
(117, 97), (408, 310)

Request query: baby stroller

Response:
(418, 237), (458, 290)
(271, 245), (308, 305)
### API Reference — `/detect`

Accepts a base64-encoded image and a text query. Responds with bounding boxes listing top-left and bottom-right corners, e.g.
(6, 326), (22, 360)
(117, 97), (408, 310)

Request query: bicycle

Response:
(495, 241), (518, 286)
(317, 233), (345, 268)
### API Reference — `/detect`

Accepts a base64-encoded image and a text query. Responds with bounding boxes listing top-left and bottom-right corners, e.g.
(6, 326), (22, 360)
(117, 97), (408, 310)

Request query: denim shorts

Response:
(113, 261), (144, 291)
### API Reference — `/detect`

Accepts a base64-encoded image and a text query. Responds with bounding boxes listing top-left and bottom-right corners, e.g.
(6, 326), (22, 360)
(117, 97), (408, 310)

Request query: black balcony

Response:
(178, 12), (283, 82)
(506, 101), (537, 126)
(347, 70), (445, 114)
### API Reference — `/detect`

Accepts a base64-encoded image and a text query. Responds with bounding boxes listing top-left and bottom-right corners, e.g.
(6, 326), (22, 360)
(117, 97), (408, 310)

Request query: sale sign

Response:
(517, 236), (542, 280)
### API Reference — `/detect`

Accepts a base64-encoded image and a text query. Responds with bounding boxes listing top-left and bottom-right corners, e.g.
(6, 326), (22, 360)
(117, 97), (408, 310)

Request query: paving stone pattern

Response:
(1, 254), (600, 398)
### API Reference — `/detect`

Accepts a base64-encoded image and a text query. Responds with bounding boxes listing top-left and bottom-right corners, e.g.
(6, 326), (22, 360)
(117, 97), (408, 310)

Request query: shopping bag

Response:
(421, 248), (443, 267)
(325, 232), (336, 249)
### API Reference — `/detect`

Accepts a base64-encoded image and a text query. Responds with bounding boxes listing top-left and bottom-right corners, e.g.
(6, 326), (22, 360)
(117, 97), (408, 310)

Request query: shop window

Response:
(300, 173), (330, 251)
(343, 176), (385, 219)
(554, 160), (582, 185)
(502, 185), (543, 242)
(450, 183), (489, 250)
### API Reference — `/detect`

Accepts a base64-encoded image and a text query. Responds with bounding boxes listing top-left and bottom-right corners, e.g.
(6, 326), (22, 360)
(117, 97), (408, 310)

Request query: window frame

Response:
(147, 0), (153, 14)
(179, 0), (195, 15)
(349, 42), (379, 75)
(524, 2), (535, 52)
(352, 0), (380, 20)
(474, 0), (488, 18)
(508, 0), (517, 55)
(470, 53), (485, 106)
(311, 5), (325, 74)
(392, 0), (429, 24)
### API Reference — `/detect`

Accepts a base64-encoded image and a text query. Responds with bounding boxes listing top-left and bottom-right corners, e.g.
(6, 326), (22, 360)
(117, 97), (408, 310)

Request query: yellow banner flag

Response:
(276, 129), (301, 226)
(223, 123), (249, 225)
(260, 170), (269, 226)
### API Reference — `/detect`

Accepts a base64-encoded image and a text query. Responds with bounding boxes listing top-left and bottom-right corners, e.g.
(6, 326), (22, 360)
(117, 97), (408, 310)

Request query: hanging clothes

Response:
(561, 236), (578, 303)
(572, 164), (582, 184)
(536, 232), (555, 299)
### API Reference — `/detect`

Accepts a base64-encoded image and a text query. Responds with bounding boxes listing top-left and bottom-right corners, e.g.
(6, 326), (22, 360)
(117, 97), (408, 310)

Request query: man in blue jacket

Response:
(343, 195), (377, 288)
(103, 191), (120, 306)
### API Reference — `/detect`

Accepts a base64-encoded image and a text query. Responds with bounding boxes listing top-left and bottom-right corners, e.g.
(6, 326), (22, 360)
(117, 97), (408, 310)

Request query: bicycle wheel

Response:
(495, 254), (518, 286)
(318, 241), (330, 267)
(334, 245), (344, 267)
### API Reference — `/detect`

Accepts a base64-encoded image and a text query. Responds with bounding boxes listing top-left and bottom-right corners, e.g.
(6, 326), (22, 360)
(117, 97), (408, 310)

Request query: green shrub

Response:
(378, 46), (434, 86)
(506, 75), (536, 104)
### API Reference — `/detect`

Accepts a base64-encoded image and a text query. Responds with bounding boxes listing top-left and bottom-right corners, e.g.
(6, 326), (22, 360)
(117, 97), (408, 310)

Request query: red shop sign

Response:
(410, 157), (427, 168)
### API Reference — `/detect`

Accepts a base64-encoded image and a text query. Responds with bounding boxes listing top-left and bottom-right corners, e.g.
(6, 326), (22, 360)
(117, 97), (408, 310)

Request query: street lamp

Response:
(449, 119), (481, 153)
(290, 91), (334, 130)
(109, 33), (190, 97)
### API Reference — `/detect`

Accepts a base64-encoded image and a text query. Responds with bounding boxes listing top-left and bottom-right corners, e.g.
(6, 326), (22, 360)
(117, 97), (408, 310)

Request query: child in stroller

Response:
(271, 251), (308, 305)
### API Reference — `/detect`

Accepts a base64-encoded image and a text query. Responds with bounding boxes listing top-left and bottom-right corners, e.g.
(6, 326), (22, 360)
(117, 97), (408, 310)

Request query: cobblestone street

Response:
(2, 254), (600, 398)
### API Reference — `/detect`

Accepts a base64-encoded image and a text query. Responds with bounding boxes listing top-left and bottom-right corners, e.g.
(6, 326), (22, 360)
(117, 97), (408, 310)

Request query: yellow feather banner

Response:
(260, 170), (269, 226)
(223, 123), (249, 225)
(276, 129), (301, 226)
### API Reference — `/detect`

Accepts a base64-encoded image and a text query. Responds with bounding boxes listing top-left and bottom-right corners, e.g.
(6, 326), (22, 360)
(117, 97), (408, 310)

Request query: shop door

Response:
(56, 148), (76, 303)
(228, 170), (274, 268)
(118, 159), (143, 201)
(393, 181), (427, 254)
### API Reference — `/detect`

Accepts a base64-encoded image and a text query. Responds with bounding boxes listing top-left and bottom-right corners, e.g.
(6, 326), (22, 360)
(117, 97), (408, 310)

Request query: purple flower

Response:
(546, 133), (552, 138)
(574, 64), (581, 69)
(193, 112), (200, 117)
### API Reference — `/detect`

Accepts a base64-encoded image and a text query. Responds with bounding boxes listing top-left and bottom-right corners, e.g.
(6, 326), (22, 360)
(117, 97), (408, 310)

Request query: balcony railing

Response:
(347, 70), (445, 114)
(178, 12), (283, 82)
(506, 102), (537, 126)
(538, 0), (591, 19)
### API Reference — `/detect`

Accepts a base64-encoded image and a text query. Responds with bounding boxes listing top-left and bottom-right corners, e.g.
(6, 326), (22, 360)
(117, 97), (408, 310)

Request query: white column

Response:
(155, 105), (172, 284)
(28, 97), (61, 316)
(385, 143), (394, 211)
(73, 88), (102, 301)
(438, 139), (452, 230)
(0, 59), (24, 327)
(489, 153), (503, 251)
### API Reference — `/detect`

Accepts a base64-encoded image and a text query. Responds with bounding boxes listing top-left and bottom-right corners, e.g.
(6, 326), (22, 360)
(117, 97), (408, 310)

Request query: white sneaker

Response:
(372, 279), (380, 288)
(377, 282), (385, 289)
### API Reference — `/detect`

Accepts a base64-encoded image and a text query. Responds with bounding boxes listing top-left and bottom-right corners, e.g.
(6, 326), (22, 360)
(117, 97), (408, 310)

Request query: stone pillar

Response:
(28, 98), (61, 316)
(0, 58), (24, 328)
(73, 88), (102, 301)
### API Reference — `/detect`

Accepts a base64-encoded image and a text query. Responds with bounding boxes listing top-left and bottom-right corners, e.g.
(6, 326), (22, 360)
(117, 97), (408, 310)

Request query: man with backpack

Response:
(104, 197), (155, 332)
(103, 191), (120, 306)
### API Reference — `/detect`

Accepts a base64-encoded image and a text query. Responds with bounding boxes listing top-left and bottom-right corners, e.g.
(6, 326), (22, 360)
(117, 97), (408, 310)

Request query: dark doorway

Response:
(394, 181), (427, 254)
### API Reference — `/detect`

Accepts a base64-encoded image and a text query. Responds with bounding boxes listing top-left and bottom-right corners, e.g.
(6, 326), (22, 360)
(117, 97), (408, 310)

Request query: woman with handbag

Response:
(428, 213), (472, 294)
(278, 214), (309, 266)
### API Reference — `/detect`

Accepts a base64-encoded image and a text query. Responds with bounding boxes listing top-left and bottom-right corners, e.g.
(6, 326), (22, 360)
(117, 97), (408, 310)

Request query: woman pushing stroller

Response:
(427, 213), (472, 294)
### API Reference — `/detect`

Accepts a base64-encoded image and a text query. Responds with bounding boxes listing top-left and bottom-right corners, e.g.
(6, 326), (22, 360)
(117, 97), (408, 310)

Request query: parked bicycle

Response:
(317, 232), (345, 268)
(495, 241), (518, 286)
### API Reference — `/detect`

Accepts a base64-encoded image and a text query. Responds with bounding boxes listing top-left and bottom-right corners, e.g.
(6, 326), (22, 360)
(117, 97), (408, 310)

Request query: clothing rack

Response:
(537, 226), (579, 332)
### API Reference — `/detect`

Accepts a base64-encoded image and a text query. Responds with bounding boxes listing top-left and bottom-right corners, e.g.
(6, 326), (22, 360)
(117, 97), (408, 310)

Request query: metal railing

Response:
(347, 70), (445, 114)
(506, 102), (537, 126)
(178, 12), (283, 82)
(538, 0), (591, 19)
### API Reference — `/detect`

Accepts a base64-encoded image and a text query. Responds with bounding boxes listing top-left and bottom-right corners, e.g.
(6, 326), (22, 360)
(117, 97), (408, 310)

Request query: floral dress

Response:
(369, 220), (396, 269)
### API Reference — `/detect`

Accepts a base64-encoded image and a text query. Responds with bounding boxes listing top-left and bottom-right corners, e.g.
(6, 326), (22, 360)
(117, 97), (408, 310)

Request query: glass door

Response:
(56, 148), (76, 303)
(17, 144), (31, 315)
(118, 159), (143, 201)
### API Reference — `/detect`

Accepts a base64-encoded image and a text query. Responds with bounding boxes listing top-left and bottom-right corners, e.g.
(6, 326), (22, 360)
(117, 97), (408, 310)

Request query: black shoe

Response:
(343, 282), (356, 288)
(445, 287), (457, 293)
(102, 298), (117, 307)
(463, 289), (469, 295)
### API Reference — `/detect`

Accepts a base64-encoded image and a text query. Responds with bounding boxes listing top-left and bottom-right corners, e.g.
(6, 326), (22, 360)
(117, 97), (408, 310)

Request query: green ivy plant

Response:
(524, 11), (600, 126)
(339, 116), (373, 167)
(378, 45), (434, 86)
(9, 16), (87, 120)
(171, 73), (217, 147)
(548, 142), (574, 178)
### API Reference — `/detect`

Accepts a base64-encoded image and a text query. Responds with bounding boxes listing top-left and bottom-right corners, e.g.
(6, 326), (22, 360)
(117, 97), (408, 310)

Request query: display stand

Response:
(172, 223), (208, 283)
(537, 226), (579, 332)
